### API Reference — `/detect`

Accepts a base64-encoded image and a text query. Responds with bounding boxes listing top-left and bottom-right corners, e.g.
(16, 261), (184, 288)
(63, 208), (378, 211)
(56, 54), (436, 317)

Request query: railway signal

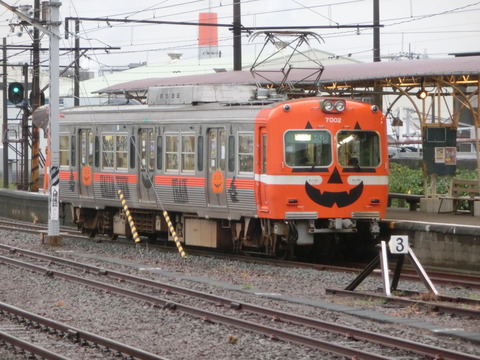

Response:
(8, 82), (24, 104)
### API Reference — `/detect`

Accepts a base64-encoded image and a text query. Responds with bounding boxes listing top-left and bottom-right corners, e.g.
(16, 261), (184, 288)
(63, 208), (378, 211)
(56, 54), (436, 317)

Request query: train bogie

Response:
(59, 90), (388, 260)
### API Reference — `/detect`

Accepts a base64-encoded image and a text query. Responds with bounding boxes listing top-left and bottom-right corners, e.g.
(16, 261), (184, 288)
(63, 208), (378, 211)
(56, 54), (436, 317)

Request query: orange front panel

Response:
(254, 98), (389, 220)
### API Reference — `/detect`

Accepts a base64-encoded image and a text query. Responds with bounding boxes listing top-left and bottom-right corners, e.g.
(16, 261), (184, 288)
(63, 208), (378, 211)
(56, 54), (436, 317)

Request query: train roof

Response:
(59, 100), (274, 125)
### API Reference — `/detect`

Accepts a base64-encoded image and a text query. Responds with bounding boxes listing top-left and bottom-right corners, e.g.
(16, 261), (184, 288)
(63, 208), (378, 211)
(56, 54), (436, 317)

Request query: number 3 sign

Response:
(388, 235), (410, 254)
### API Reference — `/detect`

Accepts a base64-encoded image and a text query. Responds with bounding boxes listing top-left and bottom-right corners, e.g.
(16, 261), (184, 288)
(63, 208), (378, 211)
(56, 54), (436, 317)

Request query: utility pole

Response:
(373, 0), (380, 63)
(74, 19), (80, 106)
(21, 63), (28, 189)
(373, 0), (383, 110)
(2, 38), (8, 188)
(31, 0), (41, 192)
(233, 0), (242, 70)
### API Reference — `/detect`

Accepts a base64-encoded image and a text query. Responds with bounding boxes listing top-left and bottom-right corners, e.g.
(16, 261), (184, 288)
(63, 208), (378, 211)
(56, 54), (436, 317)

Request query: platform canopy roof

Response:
(96, 55), (480, 97)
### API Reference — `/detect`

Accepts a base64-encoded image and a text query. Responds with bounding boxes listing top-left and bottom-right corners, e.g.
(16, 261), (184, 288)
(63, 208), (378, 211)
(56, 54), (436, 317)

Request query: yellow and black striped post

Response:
(163, 210), (187, 258)
(117, 189), (140, 243)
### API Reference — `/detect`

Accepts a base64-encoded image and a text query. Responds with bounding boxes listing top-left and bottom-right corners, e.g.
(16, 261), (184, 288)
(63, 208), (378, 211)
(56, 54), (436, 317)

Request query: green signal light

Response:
(8, 82), (24, 104)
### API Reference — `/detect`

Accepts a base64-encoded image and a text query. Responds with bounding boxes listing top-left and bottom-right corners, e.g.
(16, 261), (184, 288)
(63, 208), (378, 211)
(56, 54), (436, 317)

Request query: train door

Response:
(207, 128), (227, 208)
(138, 128), (157, 202)
(79, 129), (94, 198)
(257, 127), (268, 210)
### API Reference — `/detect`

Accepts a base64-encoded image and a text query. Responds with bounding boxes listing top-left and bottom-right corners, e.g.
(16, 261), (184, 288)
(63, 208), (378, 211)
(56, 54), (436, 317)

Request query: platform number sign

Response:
(388, 235), (410, 254)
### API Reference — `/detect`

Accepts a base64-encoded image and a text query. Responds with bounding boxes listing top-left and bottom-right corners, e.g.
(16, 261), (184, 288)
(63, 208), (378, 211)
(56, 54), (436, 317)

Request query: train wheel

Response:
(275, 222), (297, 260)
(83, 227), (96, 238)
(147, 233), (157, 243)
(275, 239), (290, 259)
(275, 235), (294, 260)
(232, 237), (242, 254)
(107, 231), (118, 241)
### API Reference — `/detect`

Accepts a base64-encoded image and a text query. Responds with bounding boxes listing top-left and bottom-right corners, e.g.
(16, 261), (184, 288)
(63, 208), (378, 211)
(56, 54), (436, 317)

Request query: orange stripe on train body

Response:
(155, 175), (205, 186)
(92, 173), (137, 184)
(59, 170), (78, 180)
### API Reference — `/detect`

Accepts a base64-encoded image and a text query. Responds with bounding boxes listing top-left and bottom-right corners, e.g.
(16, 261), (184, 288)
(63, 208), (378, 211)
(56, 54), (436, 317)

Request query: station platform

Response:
(385, 207), (480, 230)
(381, 208), (480, 273)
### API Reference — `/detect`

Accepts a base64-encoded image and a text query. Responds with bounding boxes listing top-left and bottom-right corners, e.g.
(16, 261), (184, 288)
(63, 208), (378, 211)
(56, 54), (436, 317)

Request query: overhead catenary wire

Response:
(3, 1), (480, 67)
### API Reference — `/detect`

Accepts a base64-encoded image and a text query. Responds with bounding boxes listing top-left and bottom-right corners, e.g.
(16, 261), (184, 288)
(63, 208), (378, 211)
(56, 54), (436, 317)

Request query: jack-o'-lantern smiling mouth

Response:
(305, 167), (363, 208)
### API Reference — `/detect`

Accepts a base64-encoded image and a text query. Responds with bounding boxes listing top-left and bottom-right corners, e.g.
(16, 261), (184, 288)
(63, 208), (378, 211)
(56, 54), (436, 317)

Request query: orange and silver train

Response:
(58, 86), (389, 260)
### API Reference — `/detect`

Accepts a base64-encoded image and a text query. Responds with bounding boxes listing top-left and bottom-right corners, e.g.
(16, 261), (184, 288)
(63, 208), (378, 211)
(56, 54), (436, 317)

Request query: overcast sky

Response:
(1, 0), (479, 71)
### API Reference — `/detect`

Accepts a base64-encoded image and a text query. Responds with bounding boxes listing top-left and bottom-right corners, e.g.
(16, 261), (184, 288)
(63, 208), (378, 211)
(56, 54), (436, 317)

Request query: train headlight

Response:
(334, 100), (346, 112)
(322, 100), (334, 112)
(321, 99), (346, 113)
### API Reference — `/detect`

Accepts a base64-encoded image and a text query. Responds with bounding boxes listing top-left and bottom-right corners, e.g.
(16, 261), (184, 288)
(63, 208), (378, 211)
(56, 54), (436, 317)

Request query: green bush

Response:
(388, 163), (424, 194)
(388, 163), (478, 196)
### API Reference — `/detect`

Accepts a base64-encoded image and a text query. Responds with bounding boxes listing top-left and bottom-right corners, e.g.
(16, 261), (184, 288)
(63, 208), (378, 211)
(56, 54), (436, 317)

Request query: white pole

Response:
(48, 1), (61, 243)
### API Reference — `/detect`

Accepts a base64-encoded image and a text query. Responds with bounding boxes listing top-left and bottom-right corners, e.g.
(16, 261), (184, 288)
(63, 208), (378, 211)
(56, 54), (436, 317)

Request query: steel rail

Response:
(0, 301), (167, 360)
(0, 329), (68, 360)
(325, 288), (480, 319)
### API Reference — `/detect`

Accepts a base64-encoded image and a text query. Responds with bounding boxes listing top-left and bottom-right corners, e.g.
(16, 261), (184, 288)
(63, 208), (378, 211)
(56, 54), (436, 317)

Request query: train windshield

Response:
(284, 130), (332, 167)
(337, 130), (380, 168)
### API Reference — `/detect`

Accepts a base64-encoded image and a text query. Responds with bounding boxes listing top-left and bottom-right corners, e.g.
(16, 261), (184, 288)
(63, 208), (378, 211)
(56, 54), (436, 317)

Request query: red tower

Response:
(198, 13), (219, 59)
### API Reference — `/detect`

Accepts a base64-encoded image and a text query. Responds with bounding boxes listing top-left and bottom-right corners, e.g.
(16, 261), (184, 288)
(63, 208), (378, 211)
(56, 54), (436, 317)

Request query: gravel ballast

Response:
(1, 230), (479, 359)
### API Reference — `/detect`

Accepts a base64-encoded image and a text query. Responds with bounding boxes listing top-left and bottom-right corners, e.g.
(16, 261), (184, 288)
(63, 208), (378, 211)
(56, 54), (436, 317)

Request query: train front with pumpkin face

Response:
(253, 98), (388, 256)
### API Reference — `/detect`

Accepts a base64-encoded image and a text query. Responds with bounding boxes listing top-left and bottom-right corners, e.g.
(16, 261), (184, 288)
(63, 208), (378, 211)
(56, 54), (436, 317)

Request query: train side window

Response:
(219, 129), (226, 170)
(80, 131), (86, 165)
(238, 132), (254, 174)
(71, 135), (76, 167)
(129, 136), (136, 169)
(156, 136), (163, 170)
(262, 133), (266, 174)
(181, 134), (195, 173)
(197, 135), (203, 171)
(148, 132), (155, 170)
(88, 132), (94, 166)
(80, 130), (92, 167)
(59, 134), (70, 167)
(116, 134), (128, 170)
(102, 134), (114, 169)
(140, 130), (155, 170)
(94, 136), (100, 168)
(165, 133), (179, 172)
(228, 135), (235, 172)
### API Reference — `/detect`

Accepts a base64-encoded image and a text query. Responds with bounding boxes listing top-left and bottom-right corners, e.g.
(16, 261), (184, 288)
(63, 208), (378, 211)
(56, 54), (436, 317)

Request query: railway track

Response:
(1, 244), (478, 360)
(0, 301), (166, 360)
(2, 217), (480, 288)
(325, 288), (480, 319)
(1, 217), (479, 294)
